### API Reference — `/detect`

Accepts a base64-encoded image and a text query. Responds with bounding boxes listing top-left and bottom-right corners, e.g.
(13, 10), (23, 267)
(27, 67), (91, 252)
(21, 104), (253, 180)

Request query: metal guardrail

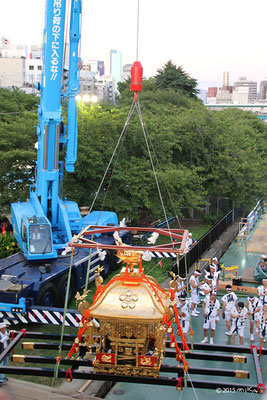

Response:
(173, 209), (236, 275)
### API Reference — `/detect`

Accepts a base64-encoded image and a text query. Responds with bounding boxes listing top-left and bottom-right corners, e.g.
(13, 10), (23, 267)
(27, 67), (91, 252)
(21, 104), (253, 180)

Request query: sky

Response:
(1, 0), (267, 89)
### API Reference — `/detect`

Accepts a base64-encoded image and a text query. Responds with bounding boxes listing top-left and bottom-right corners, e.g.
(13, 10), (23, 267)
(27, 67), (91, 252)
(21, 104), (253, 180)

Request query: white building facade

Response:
(0, 58), (25, 88)
(233, 77), (257, 103)
(79, 70), (115, 103)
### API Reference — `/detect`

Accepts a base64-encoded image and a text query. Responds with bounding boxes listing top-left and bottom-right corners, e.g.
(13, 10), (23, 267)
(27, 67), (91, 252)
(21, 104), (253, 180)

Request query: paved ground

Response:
(0, 376), (110, 400)
(247, 216), (267, 254)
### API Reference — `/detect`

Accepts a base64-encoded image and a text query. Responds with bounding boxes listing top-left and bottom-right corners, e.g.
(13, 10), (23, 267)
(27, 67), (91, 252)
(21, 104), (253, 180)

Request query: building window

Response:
(29, 65), (34, 70)
(37, 65), (42, 70)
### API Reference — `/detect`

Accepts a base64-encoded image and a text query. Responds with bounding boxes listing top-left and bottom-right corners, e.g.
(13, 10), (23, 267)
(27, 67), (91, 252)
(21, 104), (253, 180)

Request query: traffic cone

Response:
(2, 223), (6, 235)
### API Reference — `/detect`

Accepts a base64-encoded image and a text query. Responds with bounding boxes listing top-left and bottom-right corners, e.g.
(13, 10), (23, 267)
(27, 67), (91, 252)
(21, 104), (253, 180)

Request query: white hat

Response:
(188, 233), (192, 236)
(212, 257), (218, 262)
(194, 270), (201, 275)
(0, 322), (7, 329)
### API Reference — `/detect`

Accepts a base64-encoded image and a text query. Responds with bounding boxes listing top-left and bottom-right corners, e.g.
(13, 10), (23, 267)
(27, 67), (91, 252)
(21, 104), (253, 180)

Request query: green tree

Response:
(64, 92), (207, 221)
(1, 81), (266, 225)
(154, 61), (199, 99)
(0, 88), (38, 215)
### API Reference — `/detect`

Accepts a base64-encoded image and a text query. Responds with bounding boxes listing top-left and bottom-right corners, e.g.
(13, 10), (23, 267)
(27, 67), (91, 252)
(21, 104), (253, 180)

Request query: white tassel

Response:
(119, 218), (127, 227)
(62, 247), (72, 256)
(147, 232), (159, 245)
(97, 249), (107, 261)
(62, 234), (80, 255)
(113, 231), (122, 244)
(142, 251), (152, 262)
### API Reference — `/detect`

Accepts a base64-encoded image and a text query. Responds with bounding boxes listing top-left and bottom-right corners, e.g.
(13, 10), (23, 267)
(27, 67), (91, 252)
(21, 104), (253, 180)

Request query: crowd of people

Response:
(175, 257), (267, 346)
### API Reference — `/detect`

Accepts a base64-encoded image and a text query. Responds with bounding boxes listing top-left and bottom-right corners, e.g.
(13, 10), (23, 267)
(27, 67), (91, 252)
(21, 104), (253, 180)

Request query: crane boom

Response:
(11, 0), (83, 260)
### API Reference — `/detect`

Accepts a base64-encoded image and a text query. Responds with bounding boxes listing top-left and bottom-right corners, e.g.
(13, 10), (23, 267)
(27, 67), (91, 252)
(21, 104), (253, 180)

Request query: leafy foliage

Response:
(154, 61), (199, 99)
(0, 65), (267, 225)
(0, 88), (38, 215)
(0, 233), (19, 258)
(63, 92), (207, 221)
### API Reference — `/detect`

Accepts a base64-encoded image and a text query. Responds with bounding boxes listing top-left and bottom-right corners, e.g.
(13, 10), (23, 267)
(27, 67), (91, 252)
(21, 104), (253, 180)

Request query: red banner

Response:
(138, 355), (158, 367)
(96, 353), (115, 364)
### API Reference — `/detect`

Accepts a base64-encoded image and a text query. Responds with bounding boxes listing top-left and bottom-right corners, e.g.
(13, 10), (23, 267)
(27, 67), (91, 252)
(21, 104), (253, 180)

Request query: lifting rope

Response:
(81, 100), (138, 294)
(135, 100), (174, 241)
(79, 94), (181, 255)
(59, 0), (188, 387)
(187, 372), (200, 400)
(136, 0), (140, 61)
(81, 100), (137, 230)
(80, 0), (182, 236)
(143, 123), (182, 229)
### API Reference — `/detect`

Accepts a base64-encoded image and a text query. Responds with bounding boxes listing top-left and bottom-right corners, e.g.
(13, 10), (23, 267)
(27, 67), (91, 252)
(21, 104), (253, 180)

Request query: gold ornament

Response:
(169, 280), (178, 290)
(78, 300), (90, 315)
(95, 275), (103, 287)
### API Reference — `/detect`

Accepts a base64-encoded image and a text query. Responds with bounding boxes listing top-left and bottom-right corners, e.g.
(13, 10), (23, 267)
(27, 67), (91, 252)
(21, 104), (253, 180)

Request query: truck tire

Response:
(57, 273), (75, 307)
(37, 282), (57, 307)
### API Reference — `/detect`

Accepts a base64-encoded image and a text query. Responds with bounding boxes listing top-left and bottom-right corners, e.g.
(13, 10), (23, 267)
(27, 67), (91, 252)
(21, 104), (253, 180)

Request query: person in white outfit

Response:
(245, 295), (261, 341)
(186, 233), (196, 250)
(221, 285), (238, 336)
(189, 269), (201, 317)
(200, 275), (216, 297)
(178, 295), (190, 342)
(32, 227), (41, 240)
(205, 266), (220, 291)
(258, 279), (267, 307)
(201, 291), (220, 344)
(259, 304), (267, 347)
(205, 257), (222, 275)
(175, 274), (187, 307)
(230, 302), (248, 345)
(0, 321), (10, 386)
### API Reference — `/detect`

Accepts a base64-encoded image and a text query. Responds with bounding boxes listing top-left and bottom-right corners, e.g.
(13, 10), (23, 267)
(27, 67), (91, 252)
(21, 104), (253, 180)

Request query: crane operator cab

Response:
(17, 215), (56, 260)
(29, 223), (52, 255)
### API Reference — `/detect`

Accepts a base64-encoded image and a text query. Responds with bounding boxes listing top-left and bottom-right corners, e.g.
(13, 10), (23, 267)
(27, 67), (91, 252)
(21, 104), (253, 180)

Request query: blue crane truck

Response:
(0, 0), (129, 317)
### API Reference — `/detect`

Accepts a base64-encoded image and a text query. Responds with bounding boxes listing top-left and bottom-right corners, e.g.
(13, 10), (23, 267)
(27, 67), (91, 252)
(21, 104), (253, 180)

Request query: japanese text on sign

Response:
(51, 0), (62, 80)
